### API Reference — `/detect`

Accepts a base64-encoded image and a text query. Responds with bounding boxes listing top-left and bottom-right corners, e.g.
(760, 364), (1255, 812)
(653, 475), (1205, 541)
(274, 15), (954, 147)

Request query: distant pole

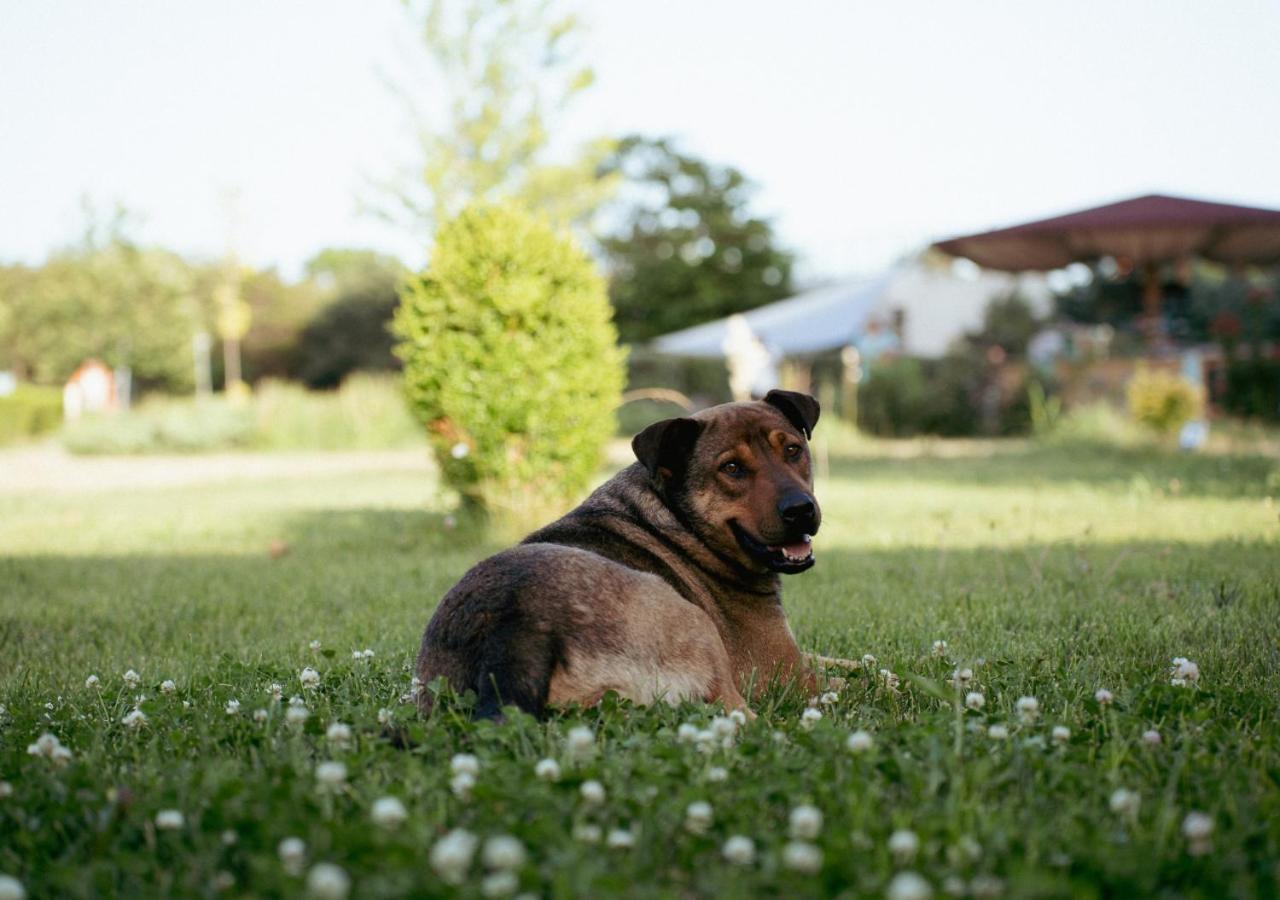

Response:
(1141, 261), (1163, 347)
(840, 345), (862, 427)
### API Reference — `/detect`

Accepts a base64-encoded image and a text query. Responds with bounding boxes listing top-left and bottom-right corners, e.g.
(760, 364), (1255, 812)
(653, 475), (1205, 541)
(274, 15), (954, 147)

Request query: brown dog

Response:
(416, 390), (832, 719)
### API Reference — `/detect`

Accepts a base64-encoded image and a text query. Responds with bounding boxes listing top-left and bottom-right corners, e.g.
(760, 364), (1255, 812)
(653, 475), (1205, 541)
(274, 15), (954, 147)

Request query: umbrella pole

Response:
(1141, 261), (1162, 346)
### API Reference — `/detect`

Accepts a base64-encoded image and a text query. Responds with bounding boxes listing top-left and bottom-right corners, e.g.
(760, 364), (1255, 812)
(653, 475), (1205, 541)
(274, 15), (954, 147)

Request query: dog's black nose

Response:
(778, 491), (817, 528)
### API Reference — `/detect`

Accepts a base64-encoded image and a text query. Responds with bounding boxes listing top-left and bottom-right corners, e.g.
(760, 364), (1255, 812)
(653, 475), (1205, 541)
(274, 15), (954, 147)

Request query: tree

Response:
(968, 292), (1040, 357)
(394, 203), (625, 528)
(379, 0), (618, 236)
(599, 136), (795, 343)
(0, 225), (199, 392)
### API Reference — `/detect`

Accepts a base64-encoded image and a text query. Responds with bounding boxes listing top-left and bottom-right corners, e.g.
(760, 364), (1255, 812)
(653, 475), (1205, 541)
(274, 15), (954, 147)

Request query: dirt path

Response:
(0, 444), (434, 495)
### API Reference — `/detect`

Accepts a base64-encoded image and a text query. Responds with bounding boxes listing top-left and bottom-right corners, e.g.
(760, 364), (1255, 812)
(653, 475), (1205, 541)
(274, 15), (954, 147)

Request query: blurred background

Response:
(2, 0), (1278, 515)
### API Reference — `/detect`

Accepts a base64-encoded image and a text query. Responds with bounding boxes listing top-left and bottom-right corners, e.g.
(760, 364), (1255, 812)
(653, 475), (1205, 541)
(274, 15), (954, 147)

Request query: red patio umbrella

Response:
(933, 193), (1280, 339)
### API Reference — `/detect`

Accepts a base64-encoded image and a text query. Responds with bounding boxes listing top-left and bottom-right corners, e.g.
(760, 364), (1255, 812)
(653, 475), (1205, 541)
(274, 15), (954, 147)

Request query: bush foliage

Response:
(1126, 366), (1202, 435)
(394, 204), (625, 526)
(0, 384), (63, 445)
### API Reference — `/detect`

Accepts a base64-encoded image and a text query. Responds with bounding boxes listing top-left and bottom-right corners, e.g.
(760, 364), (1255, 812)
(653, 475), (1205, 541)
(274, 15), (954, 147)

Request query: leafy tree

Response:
(380, 0), (617, 236)
(0, 231), (199, 392)
(968, 292), (1041, 357)
(394, 203), (625, 528)
(599, 136), (795, 343)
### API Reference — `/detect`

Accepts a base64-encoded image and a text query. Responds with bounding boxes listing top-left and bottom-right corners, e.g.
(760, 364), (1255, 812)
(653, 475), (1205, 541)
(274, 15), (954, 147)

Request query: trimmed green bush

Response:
(0, 384), (63, 445)
(394, 203), (625, 527)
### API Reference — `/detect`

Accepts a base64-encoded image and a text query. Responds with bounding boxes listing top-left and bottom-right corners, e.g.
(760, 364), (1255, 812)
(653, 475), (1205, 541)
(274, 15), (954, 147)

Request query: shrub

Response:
(1222, 358), (1280, 421)
(0, 384), (63, 445)
(60, 398), (254, 454)
(1126, 366), (1202, 435)
(394, 204), (625, 527)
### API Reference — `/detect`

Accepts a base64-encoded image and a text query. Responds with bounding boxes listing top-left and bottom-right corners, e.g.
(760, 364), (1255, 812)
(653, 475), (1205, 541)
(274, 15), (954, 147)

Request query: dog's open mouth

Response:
(731, 522), (815, 573)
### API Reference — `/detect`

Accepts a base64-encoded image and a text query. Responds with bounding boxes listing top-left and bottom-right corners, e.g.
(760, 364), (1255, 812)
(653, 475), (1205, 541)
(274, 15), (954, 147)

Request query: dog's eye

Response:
(784, 443), (803, 459)
(720, 461), (743, 476)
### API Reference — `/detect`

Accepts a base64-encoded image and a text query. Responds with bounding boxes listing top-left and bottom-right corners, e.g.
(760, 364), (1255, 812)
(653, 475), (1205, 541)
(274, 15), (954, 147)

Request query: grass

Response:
(1, 437), (1278, 897)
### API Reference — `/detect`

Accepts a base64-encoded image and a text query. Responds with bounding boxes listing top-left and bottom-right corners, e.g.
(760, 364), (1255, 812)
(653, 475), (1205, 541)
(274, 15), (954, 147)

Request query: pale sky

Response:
(3, 1), (1279, 282)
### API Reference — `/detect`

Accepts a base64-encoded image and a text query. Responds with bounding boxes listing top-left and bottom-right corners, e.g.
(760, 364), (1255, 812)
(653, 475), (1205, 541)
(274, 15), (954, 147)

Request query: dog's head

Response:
(632, 390), (821, 575)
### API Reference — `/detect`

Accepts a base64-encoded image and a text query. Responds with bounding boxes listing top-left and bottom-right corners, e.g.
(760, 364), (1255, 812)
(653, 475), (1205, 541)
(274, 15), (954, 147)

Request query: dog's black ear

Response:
(763, 390), (820, 439)
(632, 417), (704, 482)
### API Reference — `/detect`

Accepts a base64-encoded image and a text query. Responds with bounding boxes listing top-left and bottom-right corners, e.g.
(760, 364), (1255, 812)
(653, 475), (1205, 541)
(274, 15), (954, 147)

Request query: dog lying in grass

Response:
(416, 390), (855, 719)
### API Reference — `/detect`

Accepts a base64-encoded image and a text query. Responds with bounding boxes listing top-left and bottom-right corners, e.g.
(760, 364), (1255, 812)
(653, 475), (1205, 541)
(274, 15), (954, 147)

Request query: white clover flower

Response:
(801, 707), (823, 729)
(288, 695), (306, 707)
(722, 835), (756, 865)
(371, 796), (408, 828)
(351, 651), (364, 661)
(225, 699), (241, 716)
(1094, 688), (1113, 705)
(942, 875), (966, 897)
(315, 761), (347, 789)
(1109, 788), (1140, 817)
(278, 837), (307, 876)
(1170, 657), (1200, 684)
(878, 669), (901, 691)
(572, 823), (602, 844)
(886, 871), (932, 900)
(450, 771), (476, 800)
(846, 730), (875, 753)
(0, 781), (12, 798)
(606, 828), (635, 849)
(1183, 814), (1213, 855)
(122, 709), (148, 729)
(534, 758), (561, 782)
(1052, 725), (1071, 744)
(123, 669), (141, 688)
(950, 667), (973, 687)
(987, 724), (1009, 740)
(305, 863), (350, 900)
(710, 715), (737, 740)
(155, 809), (184, 831)
(783, 840), (823, 874)
(430, 828), (479, 885)
(1016, 696), (1039, 722)
(728, 709), (748, 726)
(451, 753), (480, 777)
(300, 667), (321, 690)
(565, 726), (595, 763)
(685, 800), (713, 835)
(932, 640), (948, 657)
(326, 722), (352, 747)
(1142, 729), (1162, 746)
(970, 875), (1004, 898)
(0, 875), (26, 900)
(861, 654), (877, 668)
(579, 780), (605, 805)
(450, 442), (470, 459)
(285, 705), (309, 725)
(309, 640), (322, 652)
(819, 691), (839, 706)
(706, 766), (729, 783)
(889, 828), (920, 863)
(377, 708), (393, 725)
(789, 805), (823, 841)
(694, 729), (718, 754)
(965, 691), (985, 711)
(85, 674), (100, 689)
(222, 830), (237, 846)
(479, 870), (518, 898)
(483, 835), (527, 870)
(27, 732), (69, 763)
(160, 680), (176, 694)
(269, 683), (284, 701)
(677, 722), (699, 743)
(253, 708), (269, 723)
(360, 649), (375, 660)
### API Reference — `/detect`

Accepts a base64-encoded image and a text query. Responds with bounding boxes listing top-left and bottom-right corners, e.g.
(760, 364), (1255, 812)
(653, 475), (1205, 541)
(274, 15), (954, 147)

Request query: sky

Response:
(3, 1), (1279, 283)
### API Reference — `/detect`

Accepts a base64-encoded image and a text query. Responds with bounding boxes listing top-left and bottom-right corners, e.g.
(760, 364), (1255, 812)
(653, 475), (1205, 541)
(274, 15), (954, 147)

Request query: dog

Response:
(415, 390), (845, 719)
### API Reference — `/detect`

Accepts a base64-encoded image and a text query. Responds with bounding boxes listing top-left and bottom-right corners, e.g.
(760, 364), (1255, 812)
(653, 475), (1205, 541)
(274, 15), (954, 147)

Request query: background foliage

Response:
(394, 204), (625, 525)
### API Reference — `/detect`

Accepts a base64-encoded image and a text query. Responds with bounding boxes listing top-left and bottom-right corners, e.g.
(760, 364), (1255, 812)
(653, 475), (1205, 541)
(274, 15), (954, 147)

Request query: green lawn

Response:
(1, 439), (1278, 897)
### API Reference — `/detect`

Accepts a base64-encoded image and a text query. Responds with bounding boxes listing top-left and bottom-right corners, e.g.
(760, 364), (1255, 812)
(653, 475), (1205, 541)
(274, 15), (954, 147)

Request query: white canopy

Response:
(651, 276), (892, 358)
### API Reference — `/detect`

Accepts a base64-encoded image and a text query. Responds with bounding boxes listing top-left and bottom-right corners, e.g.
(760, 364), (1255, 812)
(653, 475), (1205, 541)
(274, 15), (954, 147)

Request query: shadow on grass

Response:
(826, 441), (1278, 498)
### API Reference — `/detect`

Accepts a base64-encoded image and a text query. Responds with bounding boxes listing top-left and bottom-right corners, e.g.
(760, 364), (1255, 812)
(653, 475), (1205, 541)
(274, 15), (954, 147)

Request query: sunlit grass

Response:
(1, 439), (1277, 896)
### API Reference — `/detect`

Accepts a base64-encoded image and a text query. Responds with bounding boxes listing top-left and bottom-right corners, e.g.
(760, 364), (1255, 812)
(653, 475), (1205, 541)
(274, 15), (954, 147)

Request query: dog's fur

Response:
(415, 390), (828, 718)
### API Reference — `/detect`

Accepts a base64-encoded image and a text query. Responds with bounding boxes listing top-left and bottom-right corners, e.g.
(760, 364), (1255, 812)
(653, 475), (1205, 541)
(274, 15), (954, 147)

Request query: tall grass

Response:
(59, 375), (424, 454)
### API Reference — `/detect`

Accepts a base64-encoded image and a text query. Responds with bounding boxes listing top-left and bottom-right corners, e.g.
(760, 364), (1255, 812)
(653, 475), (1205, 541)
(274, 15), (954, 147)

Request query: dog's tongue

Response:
(773, 535), (813, 559)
